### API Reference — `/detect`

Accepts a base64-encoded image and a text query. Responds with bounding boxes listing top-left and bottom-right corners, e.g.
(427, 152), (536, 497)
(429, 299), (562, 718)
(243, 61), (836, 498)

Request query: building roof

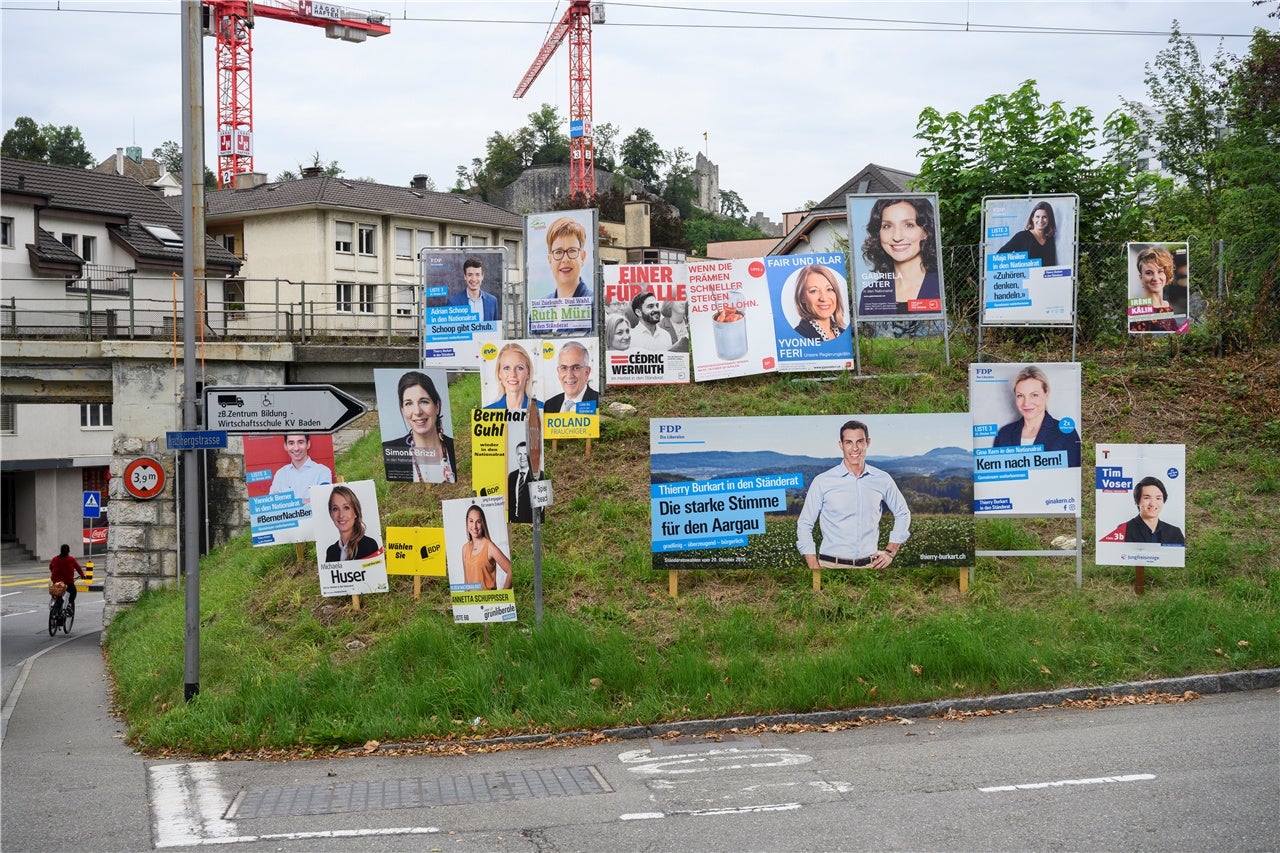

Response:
(1, 157), (240, 273)
(92, 151), (165, 185)
(32, 228), (87, 266)
(206, 174), (523, 229)
(772, 163), (919, 255)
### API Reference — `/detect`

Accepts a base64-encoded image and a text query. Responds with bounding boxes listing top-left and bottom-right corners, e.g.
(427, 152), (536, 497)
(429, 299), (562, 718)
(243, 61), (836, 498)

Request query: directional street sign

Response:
(203, 385), (367, 434)
(83, 491), (102, 519)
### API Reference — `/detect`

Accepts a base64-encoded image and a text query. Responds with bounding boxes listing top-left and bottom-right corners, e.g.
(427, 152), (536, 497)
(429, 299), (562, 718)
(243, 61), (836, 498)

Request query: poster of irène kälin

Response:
(1096, 443), (1186, 568)
(970, 362), (1082, 516)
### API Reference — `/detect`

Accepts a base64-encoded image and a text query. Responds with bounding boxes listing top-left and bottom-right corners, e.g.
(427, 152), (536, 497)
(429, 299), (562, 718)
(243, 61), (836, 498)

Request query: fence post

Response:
(1216, 239), (1225, 357)
(85, 271), (93, 340)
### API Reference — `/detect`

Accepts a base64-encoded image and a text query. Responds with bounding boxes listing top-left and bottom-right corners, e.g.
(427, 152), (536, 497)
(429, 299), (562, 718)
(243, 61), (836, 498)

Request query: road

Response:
(2, 559), (1276, 851)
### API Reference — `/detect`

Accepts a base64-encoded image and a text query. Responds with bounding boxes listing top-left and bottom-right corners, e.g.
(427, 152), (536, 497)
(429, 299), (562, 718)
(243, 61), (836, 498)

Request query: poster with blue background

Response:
(767, 253), (854, 373)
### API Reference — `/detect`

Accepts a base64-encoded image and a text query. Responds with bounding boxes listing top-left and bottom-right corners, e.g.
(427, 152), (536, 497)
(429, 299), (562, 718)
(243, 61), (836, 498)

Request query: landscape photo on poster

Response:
(650, 414), (973, 572)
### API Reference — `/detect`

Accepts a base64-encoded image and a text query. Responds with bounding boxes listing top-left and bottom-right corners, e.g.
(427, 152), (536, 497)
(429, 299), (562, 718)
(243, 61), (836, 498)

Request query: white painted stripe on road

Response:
(682, 803), (803, 816)
(0, 591), (25, 597)
(980, 773), (1156, 793)
(157, 826), (442, 847)
(150, 763), (237, 847)
(620, 812), (666, 820)
(1, 609), (39, 617)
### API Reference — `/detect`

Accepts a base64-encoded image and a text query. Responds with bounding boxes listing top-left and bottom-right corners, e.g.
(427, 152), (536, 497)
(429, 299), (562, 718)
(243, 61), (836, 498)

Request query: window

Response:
(220, 233), (236, 254)
(80, 403), (113, 429)
(416, 229), (435, 256)
(141, 223), (182, 248)
(358, 225), (375, 255)
(80, 235), (96, 262)
(1, 217), (13, 249)
(335, 221), (353, 253)
(61, 233), (79, 254)
(336, 283), (376, 314)
(451, 234), (468, 247)
(504, 239), (521, 271)
(0, 402), (14, 434)
(395, 227), (412, 258)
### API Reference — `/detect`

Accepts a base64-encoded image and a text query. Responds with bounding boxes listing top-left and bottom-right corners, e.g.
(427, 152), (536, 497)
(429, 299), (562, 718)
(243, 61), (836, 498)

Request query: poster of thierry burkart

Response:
(980, 194), (1078, 325)
(767, 253), (854, 373)
(688, 258), (778, 382)
(421, 248), (504, 368)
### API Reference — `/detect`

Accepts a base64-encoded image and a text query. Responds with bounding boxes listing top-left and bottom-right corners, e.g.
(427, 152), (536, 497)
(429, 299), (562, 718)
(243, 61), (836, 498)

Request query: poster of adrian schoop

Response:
(1095, 444), (1186, 568)
(650, 415), (973, 572)
(422, 248), (504, 368)
(970, 362), (1082, 516)
(980, 194), (1078, 325)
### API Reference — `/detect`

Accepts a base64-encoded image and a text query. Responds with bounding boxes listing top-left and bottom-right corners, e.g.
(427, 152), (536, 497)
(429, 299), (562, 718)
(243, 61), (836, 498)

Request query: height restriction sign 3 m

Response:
(123, 456), (166, 500)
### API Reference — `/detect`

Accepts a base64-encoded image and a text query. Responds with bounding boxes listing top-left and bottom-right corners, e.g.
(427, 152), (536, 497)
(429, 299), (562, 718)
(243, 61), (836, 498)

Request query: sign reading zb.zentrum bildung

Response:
(980, 194), (1078, 325)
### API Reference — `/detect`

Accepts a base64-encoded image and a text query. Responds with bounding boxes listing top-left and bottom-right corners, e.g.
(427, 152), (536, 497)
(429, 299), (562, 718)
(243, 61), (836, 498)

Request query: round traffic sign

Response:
(123, 456), (166, 500)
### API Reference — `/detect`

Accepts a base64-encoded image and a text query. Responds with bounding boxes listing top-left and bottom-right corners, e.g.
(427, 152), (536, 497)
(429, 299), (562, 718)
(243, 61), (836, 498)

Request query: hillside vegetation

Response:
(104, 336), (1280, 755)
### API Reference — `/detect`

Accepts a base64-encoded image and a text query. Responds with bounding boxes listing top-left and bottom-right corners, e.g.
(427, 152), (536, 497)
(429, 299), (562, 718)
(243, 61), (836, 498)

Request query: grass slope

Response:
(104, 337), (1280, 753)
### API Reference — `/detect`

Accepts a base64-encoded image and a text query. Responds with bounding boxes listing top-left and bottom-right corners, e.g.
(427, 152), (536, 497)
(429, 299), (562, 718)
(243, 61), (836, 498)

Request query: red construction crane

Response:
(205, 0), (390, 188)
(514, 1), (604, 199)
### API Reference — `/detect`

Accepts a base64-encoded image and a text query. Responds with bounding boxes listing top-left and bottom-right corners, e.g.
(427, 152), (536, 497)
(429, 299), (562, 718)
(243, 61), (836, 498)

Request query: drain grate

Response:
(225, 765), (612, 820)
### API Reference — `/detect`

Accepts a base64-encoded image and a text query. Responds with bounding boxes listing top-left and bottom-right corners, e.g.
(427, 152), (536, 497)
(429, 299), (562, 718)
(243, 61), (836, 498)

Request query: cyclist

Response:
(48, 544), (86, 615)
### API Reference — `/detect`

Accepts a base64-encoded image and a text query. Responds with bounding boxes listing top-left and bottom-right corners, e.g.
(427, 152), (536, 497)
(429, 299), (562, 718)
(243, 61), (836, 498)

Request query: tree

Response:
(43, 125), (93, 168)
(275, 151), (343, 182)
(2, 117), (49, 162)
(659, 146), (697, 218)
(719, 188), (748, 222)
(151, 140), (217, 188)
(914, 79), (1153, 247)
(683, 209), (767, 257)
(526, 103), (569, 166)
(591, 121), (619, 172)
(618, 128), (664, 188)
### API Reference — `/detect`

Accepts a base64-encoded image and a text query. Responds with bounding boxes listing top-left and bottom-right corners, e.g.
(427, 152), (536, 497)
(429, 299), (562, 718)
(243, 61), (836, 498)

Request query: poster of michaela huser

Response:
(1126, 242), (1190, 334)
(602, 263), (691, 386)
(980, 194), (1078, 325)
(767, 253), (854, 373)
(525, 209), (596, 336)
(846, 194), (946, 322)
(1095, 443), (1186, 568)
(687, 258), (779, 382)
(310, 480), (389, 597)
(970, 362), (1082, 517)
(421, 248), (504, 368)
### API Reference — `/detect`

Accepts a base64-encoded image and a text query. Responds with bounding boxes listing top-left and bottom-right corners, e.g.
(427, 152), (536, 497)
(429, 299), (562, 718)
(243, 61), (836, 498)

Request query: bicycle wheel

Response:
(63, 603), (74, 634)
(48, 603), (59, 637)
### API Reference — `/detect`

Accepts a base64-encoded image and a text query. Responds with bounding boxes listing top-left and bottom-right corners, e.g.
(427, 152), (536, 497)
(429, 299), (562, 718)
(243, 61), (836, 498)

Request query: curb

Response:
(380, 667), (1280, 752)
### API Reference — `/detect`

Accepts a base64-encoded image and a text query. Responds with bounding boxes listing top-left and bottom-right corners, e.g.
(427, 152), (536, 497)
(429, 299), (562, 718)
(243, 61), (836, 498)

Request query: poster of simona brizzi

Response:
(649, 414), (973, 572)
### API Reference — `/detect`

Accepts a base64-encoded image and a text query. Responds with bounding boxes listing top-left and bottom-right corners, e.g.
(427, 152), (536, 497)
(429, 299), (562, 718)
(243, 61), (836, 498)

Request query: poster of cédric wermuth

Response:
(649, 415), (973, 572)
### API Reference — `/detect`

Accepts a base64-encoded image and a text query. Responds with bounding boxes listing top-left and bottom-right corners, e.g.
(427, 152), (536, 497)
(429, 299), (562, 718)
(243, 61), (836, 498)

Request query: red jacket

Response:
(49, 554), (85, 585)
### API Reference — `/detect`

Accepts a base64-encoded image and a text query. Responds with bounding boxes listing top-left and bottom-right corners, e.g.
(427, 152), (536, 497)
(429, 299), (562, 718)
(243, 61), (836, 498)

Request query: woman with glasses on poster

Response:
(859, 197), (941, 316)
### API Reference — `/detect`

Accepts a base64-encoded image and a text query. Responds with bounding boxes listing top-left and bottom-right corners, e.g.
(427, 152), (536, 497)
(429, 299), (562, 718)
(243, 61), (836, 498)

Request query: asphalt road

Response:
(2, 558), (1276, 852)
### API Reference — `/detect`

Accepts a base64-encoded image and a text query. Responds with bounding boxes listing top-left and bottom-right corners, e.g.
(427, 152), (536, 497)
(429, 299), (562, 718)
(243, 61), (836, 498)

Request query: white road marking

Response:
(810, 780), (856, 793)
(980, 773), (1156, 793)
(620, 812), (666, 821)
(150, 763), (237, 847)
(156, 827), (442, 846)
(0, 591), (25, 598)
(618, 746), (812, 776)
(621, 803), (802, 822)
(1, 609), (39, 617)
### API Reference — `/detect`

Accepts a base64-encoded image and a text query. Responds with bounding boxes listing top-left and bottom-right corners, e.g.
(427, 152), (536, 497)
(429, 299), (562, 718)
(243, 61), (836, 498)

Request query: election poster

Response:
(384, 526), (447, 576)
(310, 480), (389, 597)
(767, 253), (854, 373)
(538, 337), (601, 439)
(602, 263), (691, 386)
(970, 362), (1082, 516)
(1126, 242), (1190, 334)
(373, 368), (457, 483)
(687, 258), (778, 382)
(243, 433), (335, 546)
(1096, 444), (1186, 568)
(846, 194), (946, 322)
(650, 415), (973, 572)
(525, 208), (596, 336)
(443, 495), (518, 624)
(980, 194), (1078, 325)
(421, 248), (504, 368)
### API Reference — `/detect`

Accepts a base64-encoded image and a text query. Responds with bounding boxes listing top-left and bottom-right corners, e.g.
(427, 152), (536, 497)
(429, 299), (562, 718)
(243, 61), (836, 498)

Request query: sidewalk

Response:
(0, 629), (152, 852)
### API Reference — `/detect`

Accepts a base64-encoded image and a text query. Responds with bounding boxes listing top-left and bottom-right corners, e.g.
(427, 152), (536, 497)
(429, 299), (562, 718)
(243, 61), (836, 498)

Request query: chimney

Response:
(233, 172), (267, 191)
(116, 148), (124, 175)
(410, 174), (431, 191)
(624, 198), (651, 249)
(302, 166), (324, 178)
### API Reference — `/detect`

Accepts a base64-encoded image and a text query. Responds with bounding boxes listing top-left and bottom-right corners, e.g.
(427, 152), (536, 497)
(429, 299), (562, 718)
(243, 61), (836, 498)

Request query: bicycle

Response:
(48, 582), (74, 636)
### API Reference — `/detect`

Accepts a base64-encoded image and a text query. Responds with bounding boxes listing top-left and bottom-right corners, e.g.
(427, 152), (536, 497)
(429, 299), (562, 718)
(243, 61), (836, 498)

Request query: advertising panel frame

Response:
(419, 246), (506, 369)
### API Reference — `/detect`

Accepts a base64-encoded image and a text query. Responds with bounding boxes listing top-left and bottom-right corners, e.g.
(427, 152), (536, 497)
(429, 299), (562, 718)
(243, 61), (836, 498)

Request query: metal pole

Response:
(180, 0), (205, 702)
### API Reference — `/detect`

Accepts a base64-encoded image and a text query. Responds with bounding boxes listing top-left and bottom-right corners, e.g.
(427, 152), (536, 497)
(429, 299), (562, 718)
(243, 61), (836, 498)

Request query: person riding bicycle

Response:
(49, 544), (86, 614)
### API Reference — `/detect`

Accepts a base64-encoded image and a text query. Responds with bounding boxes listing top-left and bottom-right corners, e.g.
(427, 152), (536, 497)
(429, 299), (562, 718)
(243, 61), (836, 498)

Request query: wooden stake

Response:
(812, 569), (821, 591)
(413, 575), (421, 601)
(959, 568), (968, 594)
(668, 570), (678, 598)
(1135, 566), (1145, 595)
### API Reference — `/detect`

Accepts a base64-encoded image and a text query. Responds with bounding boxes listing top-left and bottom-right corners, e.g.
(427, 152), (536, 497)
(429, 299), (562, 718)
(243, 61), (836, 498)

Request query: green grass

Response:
(103, 339), (1280, 754)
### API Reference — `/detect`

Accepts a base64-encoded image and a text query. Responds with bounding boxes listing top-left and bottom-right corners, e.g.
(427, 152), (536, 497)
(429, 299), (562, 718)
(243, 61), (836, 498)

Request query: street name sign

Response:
(203, 385), (367, 434)
(167, 430), (229, 450)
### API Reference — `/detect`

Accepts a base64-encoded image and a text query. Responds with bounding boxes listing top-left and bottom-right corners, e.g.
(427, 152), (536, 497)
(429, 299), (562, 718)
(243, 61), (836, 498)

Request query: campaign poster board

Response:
(970, 362), (1082, 516)
(602, 263), (691, 385)
(537, 337), (601, 439)
(525, 208), (597, 336)
(479, 339), (545, 413)
(1096, 444), (1186, 567)
(421, 248), (505, 367)
(374, 368), (457, 483)
(768, 253), (855, 373)
(650, 414), (973, 571)
(847, 194), (946, 321)
(1126, 242), (1190, 334)
(243, 433), (335, 546)
(687, 258), (778, 381)
(443, 495), (518, 623)
(980, 194), (1078, 325)
(311, 480), (389, 597)
(384, 526), (447, 576)
(470, 407), (509, 499)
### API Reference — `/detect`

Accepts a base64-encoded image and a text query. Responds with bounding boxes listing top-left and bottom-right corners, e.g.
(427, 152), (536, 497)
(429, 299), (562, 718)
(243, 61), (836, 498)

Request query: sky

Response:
(1, 1), (1271, 220)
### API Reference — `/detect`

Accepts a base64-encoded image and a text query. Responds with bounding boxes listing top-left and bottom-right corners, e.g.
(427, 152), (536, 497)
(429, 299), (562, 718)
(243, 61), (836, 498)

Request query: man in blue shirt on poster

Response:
(446, 256), (498, 321)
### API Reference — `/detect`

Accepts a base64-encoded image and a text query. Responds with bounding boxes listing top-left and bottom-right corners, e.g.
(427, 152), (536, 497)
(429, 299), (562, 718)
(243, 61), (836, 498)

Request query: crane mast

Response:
(205, 0), (390, 188)
(514, 1), (601, 199)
